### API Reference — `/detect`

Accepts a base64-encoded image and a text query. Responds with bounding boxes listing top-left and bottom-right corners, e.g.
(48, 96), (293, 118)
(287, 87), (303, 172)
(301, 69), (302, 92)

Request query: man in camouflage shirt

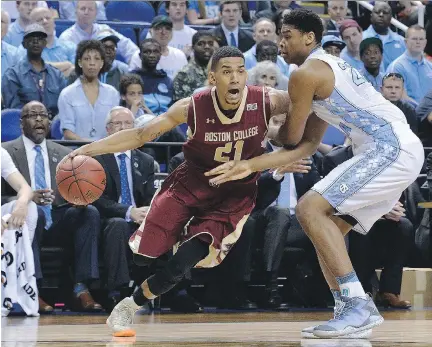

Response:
(173, 31), (217, 101)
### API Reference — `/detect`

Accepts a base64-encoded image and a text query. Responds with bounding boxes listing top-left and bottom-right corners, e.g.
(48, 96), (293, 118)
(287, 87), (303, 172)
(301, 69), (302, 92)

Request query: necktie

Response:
(277, 173), (291, 209)
(230, 32), (237, 47)
(118, 153), (132, 205)
(34, 145), (52, 229)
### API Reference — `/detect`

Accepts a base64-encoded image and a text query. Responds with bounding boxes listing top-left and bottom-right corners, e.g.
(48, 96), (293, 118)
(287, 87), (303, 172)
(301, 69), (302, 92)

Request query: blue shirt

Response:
(59, 1), (107, 20)
(360, 68), (385, 92)
(387, 52), (432, 104)
(244, 45), (291, 77)
(189, 1), (220, 18)
(58, 78), (120, 140)
(16, 37), (76, 63)
(1, 41), (18, 75)
(340, 48), (364, 72)
(59, 23), (139, 64)
(362, 25), (406, 70)
(3, 20), (26, 47)
(1, 57), (66, 115)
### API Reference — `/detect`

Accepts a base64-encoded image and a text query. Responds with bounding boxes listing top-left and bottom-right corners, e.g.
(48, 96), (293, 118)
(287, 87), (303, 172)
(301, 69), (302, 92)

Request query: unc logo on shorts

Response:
(339, 183), (349, 194)
(246, 103), (257, 111)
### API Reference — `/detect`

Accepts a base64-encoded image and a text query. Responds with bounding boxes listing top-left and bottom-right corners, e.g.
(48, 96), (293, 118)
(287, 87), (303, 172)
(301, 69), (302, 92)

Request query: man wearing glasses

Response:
(387, 25), (432, 104)
(1, 24), (66, 116)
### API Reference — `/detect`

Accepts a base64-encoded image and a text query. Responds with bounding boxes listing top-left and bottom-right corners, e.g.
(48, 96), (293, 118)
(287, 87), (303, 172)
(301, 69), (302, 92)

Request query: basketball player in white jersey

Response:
(206, 9), (424, 339)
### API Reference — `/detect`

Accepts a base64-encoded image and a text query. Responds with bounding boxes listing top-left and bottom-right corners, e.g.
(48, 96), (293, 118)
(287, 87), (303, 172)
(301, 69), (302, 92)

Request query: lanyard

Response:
(30, 71), (46, 103)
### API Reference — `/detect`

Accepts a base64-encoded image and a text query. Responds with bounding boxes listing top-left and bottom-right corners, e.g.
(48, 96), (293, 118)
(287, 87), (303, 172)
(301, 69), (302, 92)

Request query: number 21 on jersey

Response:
(214, 140), (244, 162)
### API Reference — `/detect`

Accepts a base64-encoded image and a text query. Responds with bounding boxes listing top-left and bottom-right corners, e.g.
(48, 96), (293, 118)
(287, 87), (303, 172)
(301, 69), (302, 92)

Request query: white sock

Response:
(336, 271), (367, 298)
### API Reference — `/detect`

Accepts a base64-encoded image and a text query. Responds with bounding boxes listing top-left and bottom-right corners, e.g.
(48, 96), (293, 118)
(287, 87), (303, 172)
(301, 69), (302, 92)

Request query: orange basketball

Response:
(56, 155), (106, 206)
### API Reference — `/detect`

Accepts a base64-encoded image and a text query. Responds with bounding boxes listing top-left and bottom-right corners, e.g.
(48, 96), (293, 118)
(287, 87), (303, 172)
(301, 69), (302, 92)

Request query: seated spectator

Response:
(2, 101), (102, 312)
(244, 18), (291, 76)
(363, 2), (406, 70)
(211, 1), (254, 53)
(321, 35), (346, 57)
(187, 0), (221, 25)
(1, 10), (18, 75)
(173, 31), (217, 102)
(1, 1), (47, 21)
(132, 39), (173, 115)
(68, 30), (129, 91)
(130, 16), (188, 80)
(1, 147), (39, 317)
(15, 7), (76, 77)
(360, 37), (385, 92)
(395, 0), (419, 27)
(93, 107), (156, 312)
(416, 89), (432, 147)
(326, 0), (348, 32)
(339, 19), (364, 72)
(1, 24), (66, 116)
(322, 146), (414, 309)
(58, 40), (120, 140)
(248, 61), (286, 91)
(119, 74), (154, 118)
(3, 1), (38, 47)
(381, 73), (418, 134)
(59, 1), (139, 64)
(59, 0), (106, 21)
(255, 0), (300, 20)
(387, 25), (432, 104)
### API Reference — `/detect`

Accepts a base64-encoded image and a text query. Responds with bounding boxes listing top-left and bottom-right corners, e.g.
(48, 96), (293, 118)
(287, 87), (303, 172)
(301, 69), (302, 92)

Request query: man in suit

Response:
(93, 106), (156, 311)
(2, 101), (101, 312)
(211, 1), (254, 53)
(326, 1), (348, 33)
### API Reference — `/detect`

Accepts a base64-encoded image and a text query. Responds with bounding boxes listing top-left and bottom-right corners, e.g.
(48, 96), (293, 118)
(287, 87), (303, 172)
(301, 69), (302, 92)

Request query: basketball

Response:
(56, 155), (106, 206)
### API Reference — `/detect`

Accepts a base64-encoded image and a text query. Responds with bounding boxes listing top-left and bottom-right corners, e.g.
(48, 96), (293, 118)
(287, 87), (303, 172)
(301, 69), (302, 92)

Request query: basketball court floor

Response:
(2, 310), (432, 346)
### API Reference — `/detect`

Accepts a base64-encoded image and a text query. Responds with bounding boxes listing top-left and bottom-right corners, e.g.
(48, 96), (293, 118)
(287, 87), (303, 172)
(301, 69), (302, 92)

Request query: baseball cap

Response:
(339, 19), (361, 36)
(96, 30), (120, 44)
(321, 35), (346, 50)
(360, 37), (383, 56)
(23, 23), (47, 40)
(151, 15), (173, 29)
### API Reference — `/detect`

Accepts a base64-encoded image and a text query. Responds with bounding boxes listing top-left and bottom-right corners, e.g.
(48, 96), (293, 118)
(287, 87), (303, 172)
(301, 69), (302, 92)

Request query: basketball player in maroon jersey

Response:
(65, 46), (295, 336)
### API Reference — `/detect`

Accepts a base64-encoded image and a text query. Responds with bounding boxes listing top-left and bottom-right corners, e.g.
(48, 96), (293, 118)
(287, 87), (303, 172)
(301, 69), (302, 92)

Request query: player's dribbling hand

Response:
(56, 148), (85, 173)
(384, 201), (405, 222)
(205, 160), (253, 185)
(271, 159), (312, 175)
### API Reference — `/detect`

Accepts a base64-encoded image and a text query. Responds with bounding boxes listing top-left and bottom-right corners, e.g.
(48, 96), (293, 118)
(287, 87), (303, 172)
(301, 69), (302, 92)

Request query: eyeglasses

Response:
(383, 72), (404, 82)
(21, 113), (50, 120)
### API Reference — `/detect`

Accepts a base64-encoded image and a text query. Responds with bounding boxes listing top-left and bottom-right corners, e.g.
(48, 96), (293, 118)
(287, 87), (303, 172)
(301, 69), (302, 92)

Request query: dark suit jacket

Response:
(93, 150), (155, 219)
(211, 25), (255, 53)
(2, 137), (71, 207)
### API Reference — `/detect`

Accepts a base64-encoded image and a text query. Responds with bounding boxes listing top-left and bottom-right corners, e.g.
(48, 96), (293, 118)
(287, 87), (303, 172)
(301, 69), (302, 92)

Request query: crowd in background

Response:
(1, 0), (431, 316)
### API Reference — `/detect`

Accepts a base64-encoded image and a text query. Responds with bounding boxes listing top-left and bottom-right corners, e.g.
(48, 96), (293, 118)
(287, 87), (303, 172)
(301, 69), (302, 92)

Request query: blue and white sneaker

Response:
(301, 300), (372, 339)
(313, 295), (384, 338)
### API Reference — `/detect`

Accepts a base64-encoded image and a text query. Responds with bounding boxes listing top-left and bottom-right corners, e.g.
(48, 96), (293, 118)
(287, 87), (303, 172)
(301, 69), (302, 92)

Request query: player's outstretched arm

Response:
(205, 113), (328, 185)
(68, 98), (190, 158)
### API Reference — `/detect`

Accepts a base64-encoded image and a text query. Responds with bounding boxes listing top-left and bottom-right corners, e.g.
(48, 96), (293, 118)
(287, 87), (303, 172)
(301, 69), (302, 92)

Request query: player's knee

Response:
(295, 197), (313, 223)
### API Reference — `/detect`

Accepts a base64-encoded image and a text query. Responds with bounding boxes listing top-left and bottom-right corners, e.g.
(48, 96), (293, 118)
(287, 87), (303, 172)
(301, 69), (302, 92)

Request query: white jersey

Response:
(306, 49), (413, 154)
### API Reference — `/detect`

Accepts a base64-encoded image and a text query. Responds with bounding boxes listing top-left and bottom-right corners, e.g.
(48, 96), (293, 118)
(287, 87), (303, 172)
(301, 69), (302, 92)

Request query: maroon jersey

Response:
(183, 86), (270, 183)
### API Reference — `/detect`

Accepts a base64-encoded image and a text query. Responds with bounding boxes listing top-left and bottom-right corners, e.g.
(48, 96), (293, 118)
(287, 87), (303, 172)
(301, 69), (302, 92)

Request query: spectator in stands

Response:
(248, 61), (287, 91)
(92, 106), (155, 312)
(58, 40), (119, 141)
(2, 101), (102, 312)
(211, 1), (254, 53)
(381, 73), (418, 134)
(173, 31), (216, 102)
(119, 74), (154, 118)
(130, 16), (188, 80)
(187, 0), (221, 25)
(132, 39), (173, 115)
(59, 1), (106, 21)
(326, 0), (348, 32)
(416, 89), (432, 147)
(3, 1), (38, 47)
(244, 18), (291, 77)
(387, 25), (432, 104)
(363, 1), (406, 69)
(165, 0), (197, 58)
(68, 30), (129, 91)
(1, 10), (18, 75)
(321, 35), (346, 58)
(58, 1), (139, 64)
(360, 37), (385, 92)
(255, 0), (300, 20)
(339, 19), (364, 72)
(16, 7), (76, 77)
(2, 24), (66, 116)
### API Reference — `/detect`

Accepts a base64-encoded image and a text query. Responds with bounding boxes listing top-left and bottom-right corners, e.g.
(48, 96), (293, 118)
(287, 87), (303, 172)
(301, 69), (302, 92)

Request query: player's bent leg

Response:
(106, 238), (209, 337)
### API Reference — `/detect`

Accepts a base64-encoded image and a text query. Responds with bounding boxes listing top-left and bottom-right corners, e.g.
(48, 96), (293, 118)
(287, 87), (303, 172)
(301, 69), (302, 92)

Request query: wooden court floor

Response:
(2, 310), (432, 347)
